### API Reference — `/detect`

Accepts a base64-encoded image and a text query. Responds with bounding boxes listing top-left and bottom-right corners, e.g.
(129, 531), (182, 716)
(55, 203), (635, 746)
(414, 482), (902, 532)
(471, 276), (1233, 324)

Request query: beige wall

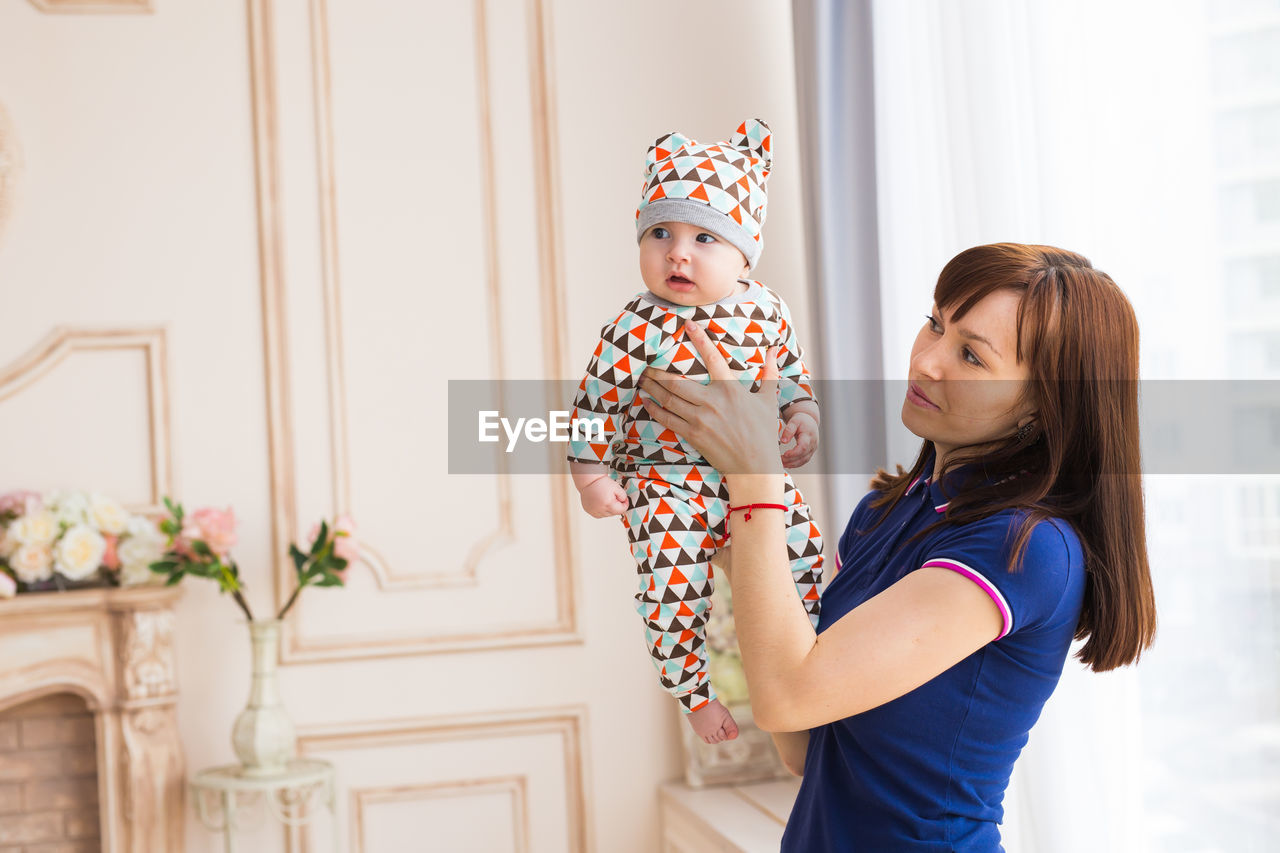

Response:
(0, 1), (816, 849)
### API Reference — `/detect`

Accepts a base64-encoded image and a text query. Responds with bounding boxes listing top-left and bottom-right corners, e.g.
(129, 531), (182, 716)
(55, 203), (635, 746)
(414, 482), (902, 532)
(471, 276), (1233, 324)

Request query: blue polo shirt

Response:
(781, 462), (1086, 852)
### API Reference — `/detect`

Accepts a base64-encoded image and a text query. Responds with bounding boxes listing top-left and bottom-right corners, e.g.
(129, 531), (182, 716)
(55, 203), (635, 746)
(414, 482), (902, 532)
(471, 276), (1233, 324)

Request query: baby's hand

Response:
(579, 475), (628, 518)
(780, 411), (820, 469)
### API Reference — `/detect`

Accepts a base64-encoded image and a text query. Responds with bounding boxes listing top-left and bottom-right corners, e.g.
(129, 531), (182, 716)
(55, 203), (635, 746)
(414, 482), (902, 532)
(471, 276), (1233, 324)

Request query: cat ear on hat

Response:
(644, 130), (691, 177)
(730, 118), (772, 179)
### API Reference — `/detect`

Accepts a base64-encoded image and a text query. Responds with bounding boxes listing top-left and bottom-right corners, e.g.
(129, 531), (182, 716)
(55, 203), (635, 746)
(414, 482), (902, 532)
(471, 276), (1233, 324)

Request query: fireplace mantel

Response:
(0, 585), (185, 851)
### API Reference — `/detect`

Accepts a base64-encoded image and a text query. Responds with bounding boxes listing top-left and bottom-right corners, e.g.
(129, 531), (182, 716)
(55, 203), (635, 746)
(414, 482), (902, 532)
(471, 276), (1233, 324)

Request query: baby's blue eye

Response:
(651, 227), (669, 239)
(925, 314), (941, 332)
(696, 232), (717, 243)
(963, 346), (983, 367)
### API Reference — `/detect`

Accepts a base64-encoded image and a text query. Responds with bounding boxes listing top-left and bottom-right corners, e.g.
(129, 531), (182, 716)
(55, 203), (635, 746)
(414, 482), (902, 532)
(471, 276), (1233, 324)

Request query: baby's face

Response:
(639, 221), (749, 307)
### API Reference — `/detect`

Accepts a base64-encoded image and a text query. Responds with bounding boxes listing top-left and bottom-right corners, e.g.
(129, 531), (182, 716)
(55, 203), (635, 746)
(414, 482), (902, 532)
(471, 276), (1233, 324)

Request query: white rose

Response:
(48, 490), (90, 527)
(0, 526), (16, 559)
(118, 533), (167, 586)
(118, 561), (155, 587)
(88, 493), (129, 535)
(10, 510), (57, 546)
(125, 515), (161, 539)
(52, 524), (106, 581)
(9, 542), (53, 583)
(0, 572), (14, 598)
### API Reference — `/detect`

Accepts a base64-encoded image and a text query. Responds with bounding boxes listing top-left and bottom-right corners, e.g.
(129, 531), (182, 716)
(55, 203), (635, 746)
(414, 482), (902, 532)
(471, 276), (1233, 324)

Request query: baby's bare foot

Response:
(686, 699), (740, 745)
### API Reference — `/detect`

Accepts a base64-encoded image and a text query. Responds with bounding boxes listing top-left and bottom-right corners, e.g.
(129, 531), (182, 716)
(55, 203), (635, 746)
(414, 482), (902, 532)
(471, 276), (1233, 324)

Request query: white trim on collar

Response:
(907, 473), (949, 512)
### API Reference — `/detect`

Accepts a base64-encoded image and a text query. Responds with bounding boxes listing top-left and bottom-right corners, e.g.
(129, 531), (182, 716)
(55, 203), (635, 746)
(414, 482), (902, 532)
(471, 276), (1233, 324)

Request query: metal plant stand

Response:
(191, 758), (338, 852)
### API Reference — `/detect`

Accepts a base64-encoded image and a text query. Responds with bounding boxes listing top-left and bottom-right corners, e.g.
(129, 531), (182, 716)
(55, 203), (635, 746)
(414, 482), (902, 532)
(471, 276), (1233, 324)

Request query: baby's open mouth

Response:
(668, 274), (693, 285)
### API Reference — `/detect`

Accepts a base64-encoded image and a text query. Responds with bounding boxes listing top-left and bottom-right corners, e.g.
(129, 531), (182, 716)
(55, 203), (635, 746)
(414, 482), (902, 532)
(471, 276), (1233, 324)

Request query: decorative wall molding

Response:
(303, 0), (515, 594)
(26, 0), (152, 13)
(246, 0), (580, 662)
(350, 775), (529, 853)
(0, 327), (174, 511)
(296, 705), (590, 853)
(0, 100), (19, 245)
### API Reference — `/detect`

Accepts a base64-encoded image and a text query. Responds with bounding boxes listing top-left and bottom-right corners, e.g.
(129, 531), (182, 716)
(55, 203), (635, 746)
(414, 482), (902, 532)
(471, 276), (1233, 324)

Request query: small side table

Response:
(190, 758), (339, 853)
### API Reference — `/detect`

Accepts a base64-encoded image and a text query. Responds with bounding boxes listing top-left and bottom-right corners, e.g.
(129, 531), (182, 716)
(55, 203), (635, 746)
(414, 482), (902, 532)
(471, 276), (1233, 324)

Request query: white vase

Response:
(231, 619), (296, 777)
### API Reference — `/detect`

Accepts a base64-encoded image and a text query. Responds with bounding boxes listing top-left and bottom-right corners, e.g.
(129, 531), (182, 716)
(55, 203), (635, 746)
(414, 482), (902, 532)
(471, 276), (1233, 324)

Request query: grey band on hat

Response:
(636, 198), (762, 269)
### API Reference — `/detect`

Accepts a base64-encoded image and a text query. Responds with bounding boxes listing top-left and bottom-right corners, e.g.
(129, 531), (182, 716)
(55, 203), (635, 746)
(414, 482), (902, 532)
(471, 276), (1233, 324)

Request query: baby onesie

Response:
(569, 280), (824, 713)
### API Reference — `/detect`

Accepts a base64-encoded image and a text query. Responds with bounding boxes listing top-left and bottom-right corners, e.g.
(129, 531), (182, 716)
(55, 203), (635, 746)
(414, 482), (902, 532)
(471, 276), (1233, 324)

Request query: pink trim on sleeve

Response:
(921, 558), (1014, 639)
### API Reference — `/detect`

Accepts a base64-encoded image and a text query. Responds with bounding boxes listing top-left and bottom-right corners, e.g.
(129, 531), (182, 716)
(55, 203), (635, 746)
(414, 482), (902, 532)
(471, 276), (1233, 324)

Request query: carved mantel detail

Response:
(118, 607), (177, 700)
(0, 586), (186, 851)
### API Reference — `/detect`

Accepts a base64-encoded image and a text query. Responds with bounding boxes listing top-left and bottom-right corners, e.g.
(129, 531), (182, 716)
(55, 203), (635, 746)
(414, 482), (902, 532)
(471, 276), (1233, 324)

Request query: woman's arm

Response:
(639, 322), (1004, 732)
(771, 730), (809, 777)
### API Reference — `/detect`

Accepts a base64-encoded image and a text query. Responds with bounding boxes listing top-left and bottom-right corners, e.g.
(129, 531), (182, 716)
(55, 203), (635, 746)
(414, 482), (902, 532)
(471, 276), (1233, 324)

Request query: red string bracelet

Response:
(727, 503), (788, 521)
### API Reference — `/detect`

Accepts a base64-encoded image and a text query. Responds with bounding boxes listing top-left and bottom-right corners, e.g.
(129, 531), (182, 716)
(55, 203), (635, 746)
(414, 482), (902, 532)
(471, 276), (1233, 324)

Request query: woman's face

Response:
(902, 288), (1034, 470)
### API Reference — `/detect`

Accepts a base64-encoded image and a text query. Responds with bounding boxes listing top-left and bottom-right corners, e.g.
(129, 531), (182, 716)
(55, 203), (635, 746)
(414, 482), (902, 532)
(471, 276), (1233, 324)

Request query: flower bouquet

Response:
(0, 489), (169, 599)
(146, 497), (356, 621)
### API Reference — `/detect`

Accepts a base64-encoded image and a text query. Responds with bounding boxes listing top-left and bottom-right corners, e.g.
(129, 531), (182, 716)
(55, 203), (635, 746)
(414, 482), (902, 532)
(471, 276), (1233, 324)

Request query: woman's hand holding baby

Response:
(639, 322), (786, 476)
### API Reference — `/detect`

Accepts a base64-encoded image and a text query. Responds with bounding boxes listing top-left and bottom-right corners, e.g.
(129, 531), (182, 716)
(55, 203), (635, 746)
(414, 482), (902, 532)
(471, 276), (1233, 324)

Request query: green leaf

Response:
(217, 561), (244, 594)
(163, 496), (184, 523)
(148, 560), (179, 574)
(316, 573), (343, 587)
(308, 521), (329, 558)
(165, 571), (185, 586)
(191, 540), (213, 558)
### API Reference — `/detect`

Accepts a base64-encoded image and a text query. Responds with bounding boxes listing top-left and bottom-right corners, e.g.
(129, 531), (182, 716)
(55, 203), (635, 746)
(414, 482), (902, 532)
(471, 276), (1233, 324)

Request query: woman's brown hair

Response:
(870, 243), (1156, 671)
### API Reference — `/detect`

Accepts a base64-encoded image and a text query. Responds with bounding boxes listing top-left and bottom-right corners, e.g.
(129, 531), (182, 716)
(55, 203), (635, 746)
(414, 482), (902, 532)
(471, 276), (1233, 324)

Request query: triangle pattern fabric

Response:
(622, 466), (823, 715)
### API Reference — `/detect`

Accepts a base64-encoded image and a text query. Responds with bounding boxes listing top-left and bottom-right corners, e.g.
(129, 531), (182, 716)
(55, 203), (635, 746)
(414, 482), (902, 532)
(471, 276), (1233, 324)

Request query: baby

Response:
(568, 120), (824, 744)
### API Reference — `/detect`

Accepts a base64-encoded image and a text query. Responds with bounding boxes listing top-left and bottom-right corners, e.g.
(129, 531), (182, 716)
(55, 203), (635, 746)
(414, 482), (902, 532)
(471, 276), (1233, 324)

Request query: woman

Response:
(639, 243), (1157, 851)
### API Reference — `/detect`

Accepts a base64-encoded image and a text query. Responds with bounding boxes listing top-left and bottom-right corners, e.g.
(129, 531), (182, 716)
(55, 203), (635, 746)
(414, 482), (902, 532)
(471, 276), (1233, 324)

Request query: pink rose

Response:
(173, 535), (196, 559)
(332, 515), (359, 562)
(0, 490), (42, 517)
(101, 533), (120, 570)
(189, 507), (237, 557)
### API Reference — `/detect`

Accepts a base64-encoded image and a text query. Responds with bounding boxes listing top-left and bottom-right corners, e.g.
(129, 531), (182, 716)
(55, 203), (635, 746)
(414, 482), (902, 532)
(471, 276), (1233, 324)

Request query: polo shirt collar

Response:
(907, 450), (991, 514)
(906, 449), (1027, 514)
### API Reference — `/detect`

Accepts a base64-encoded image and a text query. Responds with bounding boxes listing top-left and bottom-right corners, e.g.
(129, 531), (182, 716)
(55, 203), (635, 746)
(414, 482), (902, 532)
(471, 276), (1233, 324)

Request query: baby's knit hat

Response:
(636, 118), (772, 269)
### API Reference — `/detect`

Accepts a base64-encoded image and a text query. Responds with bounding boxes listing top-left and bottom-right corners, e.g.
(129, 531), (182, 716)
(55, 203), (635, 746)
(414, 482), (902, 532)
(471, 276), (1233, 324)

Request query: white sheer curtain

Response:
(801, 0), (1280, 849)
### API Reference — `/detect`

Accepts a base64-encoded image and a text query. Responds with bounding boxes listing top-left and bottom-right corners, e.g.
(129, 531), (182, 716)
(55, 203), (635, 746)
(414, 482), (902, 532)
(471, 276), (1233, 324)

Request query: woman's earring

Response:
(1016, 421), (1035, 442)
